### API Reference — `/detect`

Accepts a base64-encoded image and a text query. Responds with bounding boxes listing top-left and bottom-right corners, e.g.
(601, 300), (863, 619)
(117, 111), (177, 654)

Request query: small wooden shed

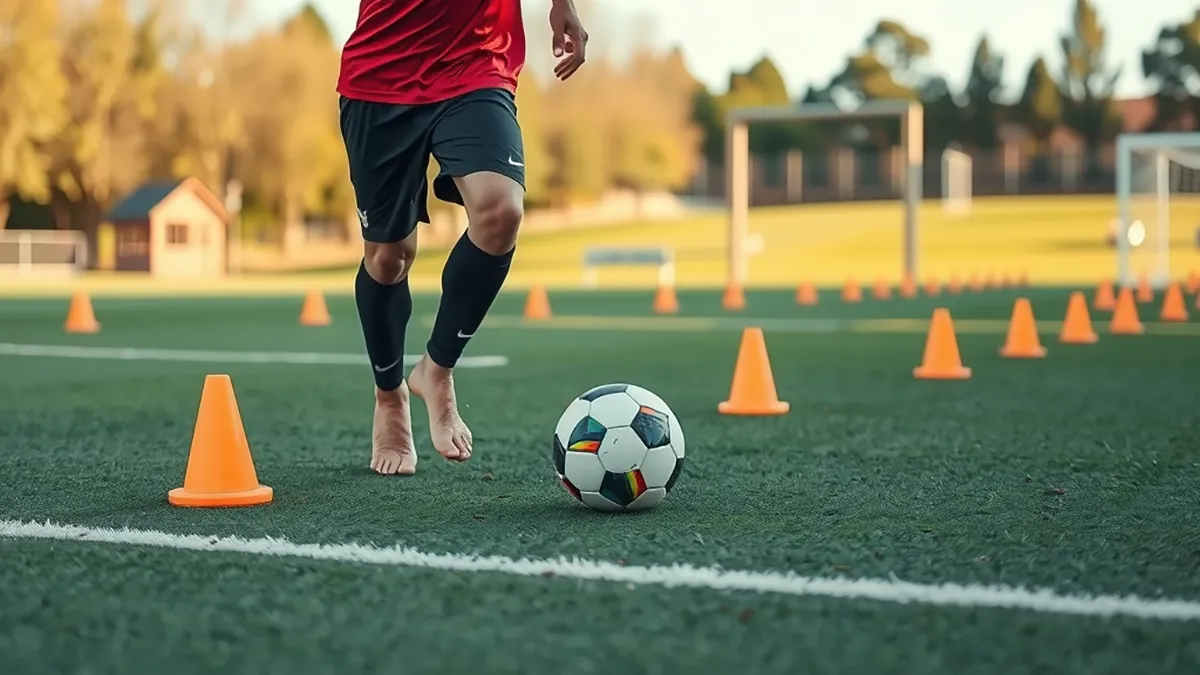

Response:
(101, 178), (228, 277)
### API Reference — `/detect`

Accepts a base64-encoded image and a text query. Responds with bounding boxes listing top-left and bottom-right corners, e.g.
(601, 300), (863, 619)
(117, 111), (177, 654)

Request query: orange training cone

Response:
(64, 291), (100, 333)
(900, 275), (917, 298)
(299, 289), (331, 326)
(1094, 280), (1116, 311)
(722, 283), (745, 311)
(1186, 270), (1199, 294)
(913, 308), (971, 380)
(1110, 287), (1143, 334)
(924, 278), (941, 296)
(524, 284), (552, 320)
(653, 284), (679, 314)
(718, 328), (789, 415)
(841, 279), (862, 303)
(1160, 282), (1188, 322)
(168, 374), (273, 507)
(1136, 274), (1153, 303)
(947, 276), (963, 294)
(872, 277), (891, 300)
(999, 298), (1047, 358)
(796, 281), (818, 306)
(1059, 291), (1098, 344)
(968, 274), (984, 293)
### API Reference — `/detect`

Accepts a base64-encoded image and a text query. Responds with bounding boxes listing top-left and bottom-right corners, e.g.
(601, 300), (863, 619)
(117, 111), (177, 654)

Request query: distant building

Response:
(100, 178), (227, 277)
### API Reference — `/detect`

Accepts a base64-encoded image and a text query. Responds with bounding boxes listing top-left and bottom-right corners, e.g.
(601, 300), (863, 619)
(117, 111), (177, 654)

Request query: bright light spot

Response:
(1127, 220), (1146, 247)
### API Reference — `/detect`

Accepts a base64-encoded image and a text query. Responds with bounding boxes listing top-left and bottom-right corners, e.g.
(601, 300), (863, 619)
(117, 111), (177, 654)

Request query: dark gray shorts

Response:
(339, 88), (525, 243)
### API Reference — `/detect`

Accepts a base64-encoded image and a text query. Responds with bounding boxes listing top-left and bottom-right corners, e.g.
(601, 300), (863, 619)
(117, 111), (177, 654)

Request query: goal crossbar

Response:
(724, 100), (924, 286)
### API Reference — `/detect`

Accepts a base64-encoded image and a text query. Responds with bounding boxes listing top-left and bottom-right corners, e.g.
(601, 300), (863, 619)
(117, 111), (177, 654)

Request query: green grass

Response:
(1, 285), (1199, 674)
(7, 195), (1200, 297)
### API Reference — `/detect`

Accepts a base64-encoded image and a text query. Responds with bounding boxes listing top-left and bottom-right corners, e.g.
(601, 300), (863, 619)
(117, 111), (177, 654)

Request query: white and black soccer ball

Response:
(552, 383), (685, 512)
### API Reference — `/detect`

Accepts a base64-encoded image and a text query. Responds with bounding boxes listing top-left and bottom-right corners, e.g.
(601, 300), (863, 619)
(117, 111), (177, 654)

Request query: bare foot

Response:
(407, 355), (473, 462)
(371, 382), (417, 475)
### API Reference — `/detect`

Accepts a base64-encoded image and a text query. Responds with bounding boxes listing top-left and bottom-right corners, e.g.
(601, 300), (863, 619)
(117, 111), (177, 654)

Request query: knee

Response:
(470, 194), (523, 254)
(363, 241), (416, 284)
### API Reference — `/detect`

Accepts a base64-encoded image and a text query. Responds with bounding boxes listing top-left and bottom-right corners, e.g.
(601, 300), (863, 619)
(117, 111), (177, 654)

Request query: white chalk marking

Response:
(0, 343), (508, 368)
(1, 519), (1198, 622)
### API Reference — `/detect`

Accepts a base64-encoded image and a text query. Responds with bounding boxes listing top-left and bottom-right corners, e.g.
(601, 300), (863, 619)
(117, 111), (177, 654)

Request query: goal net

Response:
(724, 101), (924, 286)
(0, 230), (88, 277)
(1115, 132), (1200, 288)
(941, 147), (972, 216)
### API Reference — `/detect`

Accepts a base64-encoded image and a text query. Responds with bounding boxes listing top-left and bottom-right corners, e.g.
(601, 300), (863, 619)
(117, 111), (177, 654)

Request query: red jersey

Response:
(337, 0), (526, 106)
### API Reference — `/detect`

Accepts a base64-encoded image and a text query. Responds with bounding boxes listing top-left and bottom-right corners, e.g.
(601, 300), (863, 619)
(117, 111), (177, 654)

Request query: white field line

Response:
(1, 519), (1199, 622)
(0, 343), (508, 369)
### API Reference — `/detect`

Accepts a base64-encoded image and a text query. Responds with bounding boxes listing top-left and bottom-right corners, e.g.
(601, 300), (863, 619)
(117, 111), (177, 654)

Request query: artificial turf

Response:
(1, 286), (1198, 674)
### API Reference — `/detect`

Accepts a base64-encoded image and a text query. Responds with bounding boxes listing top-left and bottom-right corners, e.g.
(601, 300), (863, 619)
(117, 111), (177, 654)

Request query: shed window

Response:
(166, 223), (189, 245)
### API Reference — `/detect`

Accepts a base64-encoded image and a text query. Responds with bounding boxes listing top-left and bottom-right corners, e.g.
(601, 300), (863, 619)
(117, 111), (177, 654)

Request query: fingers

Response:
(553, 27), (588, 81)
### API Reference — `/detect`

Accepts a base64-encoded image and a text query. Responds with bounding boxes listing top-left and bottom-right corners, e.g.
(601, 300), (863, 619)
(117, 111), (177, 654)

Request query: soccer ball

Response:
(552, 383), (685, 512)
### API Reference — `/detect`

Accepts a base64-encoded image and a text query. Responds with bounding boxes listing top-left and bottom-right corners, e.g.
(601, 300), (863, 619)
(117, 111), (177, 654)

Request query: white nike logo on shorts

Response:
(373, 359), (400, 372)
(507, 156), (523, 167)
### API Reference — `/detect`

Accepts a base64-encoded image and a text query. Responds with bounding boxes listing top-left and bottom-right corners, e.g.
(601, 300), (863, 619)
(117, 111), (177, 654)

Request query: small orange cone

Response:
(718, 328), (789, 415)
(299, 289), (331, 326)
(1186, 270), (1199, 294)
(1094, 280), (1116, 311)
(968, 274), (984, 293)
(524, 284), (553, 319)
(1136, 274), (1153, 303)
(871, 277), (891, 300)
(841, 279), (862, 303)
(913, 308), (971, 380)
(924, 278), (941, 296)
(999, 298), (1046, 358)
(64, 291), (100, 333)
(652, 284), (679, 314)
(168, 374), (273, 507)
(900, 275), (918, 298)
(795, 282), (818, 306)
(1110, 287), (1144, 334)
(947, 276), (963, 294)
(722, 283), (745, 311)
(1160, 282), (1188, 322)
(1059, 291), (1098, 344)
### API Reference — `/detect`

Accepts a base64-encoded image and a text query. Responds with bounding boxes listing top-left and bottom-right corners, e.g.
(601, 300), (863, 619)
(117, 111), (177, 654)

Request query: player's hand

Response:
(549, 0), (587, 81)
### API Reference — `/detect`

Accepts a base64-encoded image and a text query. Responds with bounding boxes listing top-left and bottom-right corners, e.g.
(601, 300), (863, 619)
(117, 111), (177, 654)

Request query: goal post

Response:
(1115, 131), (1200, 287)
(724, 100), (924, 286)
(941, 146), (973, 216)
(0, 229), (89, 277)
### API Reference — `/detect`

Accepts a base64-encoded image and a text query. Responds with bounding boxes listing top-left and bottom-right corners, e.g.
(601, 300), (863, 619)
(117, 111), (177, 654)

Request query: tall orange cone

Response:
(913, 308), (971, 380)
(168, 375), (273, 507)
(524, 284), (552, 319)
(64, 291), (100, 333)
(871, 277), (891, 300)
(795, 281), (818, 306)
(1160, 282), (1188, 322)
(999, 298), (1047, 358)
(1110, 287), (1143, 334)
(1059, 291), (1098, 344)
(299, 289), (331, 326)
(1093, 280), (1116, 311)
(652, 284), (679, 314)
(900, 275), (918, 298)
(1136, 274), (1153, 303)
(841, 279), (862, 303)
(718, 328), (789, 415)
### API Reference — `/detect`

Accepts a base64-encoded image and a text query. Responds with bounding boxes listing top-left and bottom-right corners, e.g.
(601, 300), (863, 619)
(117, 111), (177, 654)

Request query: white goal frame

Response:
(725, 101), (924, 286)
(0, 229), (88, 277)
(1115, 131), (1200, 287)
(941, 147), (972, 216)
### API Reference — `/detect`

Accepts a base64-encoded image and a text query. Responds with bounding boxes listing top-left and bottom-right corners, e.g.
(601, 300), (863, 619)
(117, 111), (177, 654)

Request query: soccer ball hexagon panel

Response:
(552, 383), (685, 513)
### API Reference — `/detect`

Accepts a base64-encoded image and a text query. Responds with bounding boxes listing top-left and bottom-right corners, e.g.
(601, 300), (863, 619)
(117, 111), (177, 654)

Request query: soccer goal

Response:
(941, 147), (972, 216)
(724, 100), (924, 286)
(1115, 132), (1200, 287)
(0, 229), (88, 277)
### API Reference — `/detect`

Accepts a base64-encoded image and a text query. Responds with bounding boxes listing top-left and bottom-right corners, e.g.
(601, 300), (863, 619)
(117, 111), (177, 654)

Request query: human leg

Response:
(407, 88), (526, 463)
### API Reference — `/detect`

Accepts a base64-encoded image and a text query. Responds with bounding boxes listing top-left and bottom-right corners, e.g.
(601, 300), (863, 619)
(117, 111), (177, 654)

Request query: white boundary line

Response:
(2, 519), (1198, 622)
(0, 343), (508, 369)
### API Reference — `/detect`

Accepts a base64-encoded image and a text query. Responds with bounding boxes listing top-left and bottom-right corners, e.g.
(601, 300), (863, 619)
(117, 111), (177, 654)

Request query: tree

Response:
(831, 20), (933, 103)
(1018, 56), (1062, 181)
(1141, 10), (1200, 131)
(0, 0), (68, 228)
(1058, 0), (1122, 173)
(962, 36), (1005, 148)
